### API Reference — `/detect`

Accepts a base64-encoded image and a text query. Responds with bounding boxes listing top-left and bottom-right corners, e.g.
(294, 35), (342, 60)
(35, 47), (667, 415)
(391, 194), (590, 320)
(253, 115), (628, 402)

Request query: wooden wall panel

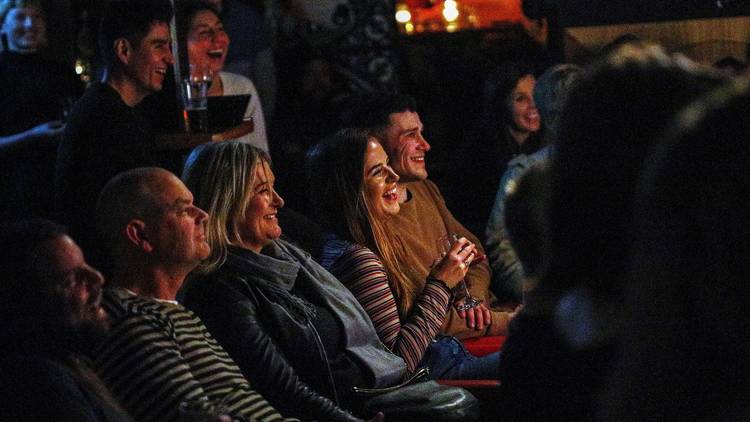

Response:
(564, 16), (750, 64)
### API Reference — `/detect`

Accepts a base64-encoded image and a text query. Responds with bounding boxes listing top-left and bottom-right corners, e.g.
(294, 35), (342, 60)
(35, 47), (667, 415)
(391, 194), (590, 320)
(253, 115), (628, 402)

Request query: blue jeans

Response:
(419, 335), (500, 380)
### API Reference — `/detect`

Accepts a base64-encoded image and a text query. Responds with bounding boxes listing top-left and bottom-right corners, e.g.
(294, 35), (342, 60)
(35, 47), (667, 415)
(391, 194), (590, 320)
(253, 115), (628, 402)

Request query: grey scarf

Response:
(226, 240), (407, 388)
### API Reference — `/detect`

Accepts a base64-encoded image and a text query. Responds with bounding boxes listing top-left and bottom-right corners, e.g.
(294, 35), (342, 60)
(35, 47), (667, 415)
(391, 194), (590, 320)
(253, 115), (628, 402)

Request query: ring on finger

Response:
(458, 262), (467, 270)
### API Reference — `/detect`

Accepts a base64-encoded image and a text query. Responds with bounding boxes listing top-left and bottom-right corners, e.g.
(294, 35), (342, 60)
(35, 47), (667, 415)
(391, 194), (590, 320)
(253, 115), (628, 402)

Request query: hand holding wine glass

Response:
(432, 234), (483, 311)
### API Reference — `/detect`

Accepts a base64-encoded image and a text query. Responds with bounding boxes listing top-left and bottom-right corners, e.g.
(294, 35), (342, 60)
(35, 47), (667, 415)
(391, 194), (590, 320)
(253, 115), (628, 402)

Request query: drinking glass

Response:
(436, 233), (483, 311)
(181, 64), (212, 133)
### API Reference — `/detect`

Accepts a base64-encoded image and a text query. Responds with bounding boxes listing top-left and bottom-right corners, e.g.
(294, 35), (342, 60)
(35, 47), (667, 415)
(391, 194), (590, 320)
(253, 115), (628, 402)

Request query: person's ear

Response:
(114, 38), (131, 66)
(125, 220), (154, 253)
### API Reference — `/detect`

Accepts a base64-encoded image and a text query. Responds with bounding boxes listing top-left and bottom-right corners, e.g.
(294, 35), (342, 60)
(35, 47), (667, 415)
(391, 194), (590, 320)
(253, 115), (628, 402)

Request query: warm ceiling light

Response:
(395, 9), (412, 23)
(443, 2), (459, 22)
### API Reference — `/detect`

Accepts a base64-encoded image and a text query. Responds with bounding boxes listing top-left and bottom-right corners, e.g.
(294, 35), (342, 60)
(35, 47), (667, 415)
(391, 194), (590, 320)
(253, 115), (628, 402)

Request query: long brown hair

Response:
(308, 128), (419, 316)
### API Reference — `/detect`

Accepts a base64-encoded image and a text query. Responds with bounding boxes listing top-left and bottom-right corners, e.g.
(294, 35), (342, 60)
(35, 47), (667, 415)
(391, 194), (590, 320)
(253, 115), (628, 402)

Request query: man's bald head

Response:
(96, 167), (175, 253)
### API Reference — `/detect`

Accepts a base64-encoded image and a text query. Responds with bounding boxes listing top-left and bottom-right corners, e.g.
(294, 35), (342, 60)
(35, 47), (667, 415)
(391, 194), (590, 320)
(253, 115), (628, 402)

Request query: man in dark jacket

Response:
(55, 0), (175, 268)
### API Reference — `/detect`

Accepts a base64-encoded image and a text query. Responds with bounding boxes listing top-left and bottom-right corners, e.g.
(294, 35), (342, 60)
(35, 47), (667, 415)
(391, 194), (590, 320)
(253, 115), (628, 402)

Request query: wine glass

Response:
(436, 233), (483, 311)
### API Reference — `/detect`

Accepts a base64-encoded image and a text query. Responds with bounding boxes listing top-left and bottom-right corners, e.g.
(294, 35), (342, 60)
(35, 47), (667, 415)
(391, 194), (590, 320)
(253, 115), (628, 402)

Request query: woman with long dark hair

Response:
(310, 128), (504, 380)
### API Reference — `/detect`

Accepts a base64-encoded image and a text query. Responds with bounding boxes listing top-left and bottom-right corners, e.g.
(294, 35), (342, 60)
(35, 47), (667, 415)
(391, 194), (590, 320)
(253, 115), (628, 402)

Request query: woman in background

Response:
(178, 0), (268, 151)
(446, 60), (544, 297)
(485, 63), (581, 302)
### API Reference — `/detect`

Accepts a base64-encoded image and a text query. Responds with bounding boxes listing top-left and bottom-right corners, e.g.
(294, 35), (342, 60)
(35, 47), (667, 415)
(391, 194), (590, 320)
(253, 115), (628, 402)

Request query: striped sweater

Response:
(94, 288), (296, 422)
(321, 239), (452, 372)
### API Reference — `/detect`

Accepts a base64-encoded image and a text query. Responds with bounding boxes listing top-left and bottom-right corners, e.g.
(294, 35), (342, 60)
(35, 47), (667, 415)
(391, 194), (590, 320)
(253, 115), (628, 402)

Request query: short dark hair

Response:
(0, 219), (69, 340)
(341, 93), (417, 136)
(0, 218), (68, 289)
(98, 0), (173, 71)
(96, 167), (170, 255)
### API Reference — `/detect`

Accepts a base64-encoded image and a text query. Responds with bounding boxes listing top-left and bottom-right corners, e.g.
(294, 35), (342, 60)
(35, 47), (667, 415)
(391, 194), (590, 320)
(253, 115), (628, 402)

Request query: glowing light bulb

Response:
(443, 6), (459, 22)
(395, 9), (412, 23)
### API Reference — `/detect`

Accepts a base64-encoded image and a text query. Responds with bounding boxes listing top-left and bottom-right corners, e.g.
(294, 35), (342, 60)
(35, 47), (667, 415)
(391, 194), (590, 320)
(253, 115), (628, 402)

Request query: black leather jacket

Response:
(182, 263), (363, 422)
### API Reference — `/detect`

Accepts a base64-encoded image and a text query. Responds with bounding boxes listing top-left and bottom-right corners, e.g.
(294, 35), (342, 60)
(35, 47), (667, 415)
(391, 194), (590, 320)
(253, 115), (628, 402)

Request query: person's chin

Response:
(410, 171), (429, 181)
(384, 206), (400, 216)
(75, 314), (111, 351)
(208, 60), (224, 74)
(199, 247), (211, 260)
(267, 225), (282, 241)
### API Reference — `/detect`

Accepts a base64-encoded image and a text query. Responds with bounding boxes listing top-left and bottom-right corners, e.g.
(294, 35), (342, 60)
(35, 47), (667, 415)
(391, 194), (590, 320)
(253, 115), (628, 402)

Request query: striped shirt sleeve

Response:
(329, 245), (452, 372)
(94, 291), (294, 422)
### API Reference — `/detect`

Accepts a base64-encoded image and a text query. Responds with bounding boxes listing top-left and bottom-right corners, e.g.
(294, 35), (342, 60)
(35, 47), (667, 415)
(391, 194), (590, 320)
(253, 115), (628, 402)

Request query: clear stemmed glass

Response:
(436, 233), (483, 311)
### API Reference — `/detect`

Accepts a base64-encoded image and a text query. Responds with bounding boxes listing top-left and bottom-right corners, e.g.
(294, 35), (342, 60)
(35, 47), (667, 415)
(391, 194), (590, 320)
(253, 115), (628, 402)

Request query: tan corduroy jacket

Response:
(385, 180), (512, 339)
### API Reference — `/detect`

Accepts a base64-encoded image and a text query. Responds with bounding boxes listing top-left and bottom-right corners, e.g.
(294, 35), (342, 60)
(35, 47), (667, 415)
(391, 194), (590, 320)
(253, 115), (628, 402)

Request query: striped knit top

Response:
(320, 239), (452, 373)
(93, 288), (296, 422)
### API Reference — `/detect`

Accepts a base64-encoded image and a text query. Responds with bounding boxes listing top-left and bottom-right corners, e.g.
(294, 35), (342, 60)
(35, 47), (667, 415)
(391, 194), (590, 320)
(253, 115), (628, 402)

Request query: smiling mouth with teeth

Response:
(383, 187), (398, 201)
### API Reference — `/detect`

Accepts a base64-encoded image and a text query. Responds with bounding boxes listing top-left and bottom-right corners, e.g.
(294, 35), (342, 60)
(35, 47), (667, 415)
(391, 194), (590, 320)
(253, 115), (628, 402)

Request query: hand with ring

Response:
(429, 236), (477, 289)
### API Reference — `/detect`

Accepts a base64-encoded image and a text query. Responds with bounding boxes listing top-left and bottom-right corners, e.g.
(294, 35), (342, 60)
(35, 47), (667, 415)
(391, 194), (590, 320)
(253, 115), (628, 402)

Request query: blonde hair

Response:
(182, 142), (269, 273)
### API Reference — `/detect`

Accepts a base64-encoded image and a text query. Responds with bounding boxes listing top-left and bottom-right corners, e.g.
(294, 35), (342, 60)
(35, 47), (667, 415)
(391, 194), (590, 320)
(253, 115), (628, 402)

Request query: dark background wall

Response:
(558, 0), (750, 27)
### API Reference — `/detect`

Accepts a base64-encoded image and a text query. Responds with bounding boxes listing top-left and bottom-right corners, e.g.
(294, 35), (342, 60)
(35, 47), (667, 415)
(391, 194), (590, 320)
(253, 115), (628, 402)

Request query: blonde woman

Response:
(180, 141), (402, 422)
